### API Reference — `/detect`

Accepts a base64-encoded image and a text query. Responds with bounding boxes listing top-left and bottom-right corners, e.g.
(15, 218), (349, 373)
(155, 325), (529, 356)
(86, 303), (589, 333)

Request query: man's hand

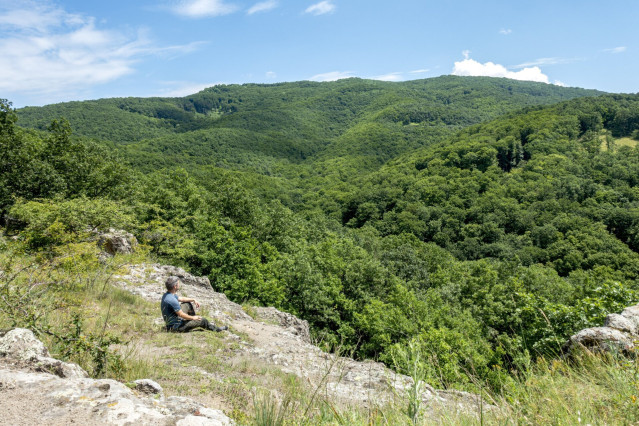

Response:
(177, 310), (202, 322)
(178, 296), (201, 309)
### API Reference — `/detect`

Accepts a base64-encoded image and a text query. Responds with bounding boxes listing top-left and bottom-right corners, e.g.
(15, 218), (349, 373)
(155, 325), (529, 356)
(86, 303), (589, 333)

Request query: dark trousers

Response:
(176, 318), (214, 333)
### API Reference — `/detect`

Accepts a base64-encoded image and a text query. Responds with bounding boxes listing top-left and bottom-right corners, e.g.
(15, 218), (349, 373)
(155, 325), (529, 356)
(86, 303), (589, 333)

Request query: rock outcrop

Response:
(0, 329), (233, 425)
(114, 263), (488, 417)
(564, 303), (639, 355)
(118, 263), (211, 290)
(253, 306), (311, 343)
(97, 228), (138, 255)
(0, 328), (88, 379)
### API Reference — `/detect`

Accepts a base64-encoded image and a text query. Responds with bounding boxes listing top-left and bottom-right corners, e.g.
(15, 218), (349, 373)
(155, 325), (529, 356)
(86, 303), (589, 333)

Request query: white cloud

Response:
(514, 57), (576, 68)
(305, 1), (335, 16)
(265, 71), (277, 79)
(147, 40), (208, 59)
(409, 69), (430, 74)
(156, 81), (219, 97)
(462, 50), (470, 60)
(553, 80), (566, 87)
(452, 57), (550, 84)
(603, 46), (626, 54)
(0, 1), (204, 106)
(371, 72), (404, 82)
(172, 0), (238, 18)
(499, 28), (512, 35)
(309, 71), (353, 81)
(247, 0), (278, 15)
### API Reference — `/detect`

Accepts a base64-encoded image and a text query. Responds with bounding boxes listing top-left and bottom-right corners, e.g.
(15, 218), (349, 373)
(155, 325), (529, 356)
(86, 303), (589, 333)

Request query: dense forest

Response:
(4, 76), (639, 391)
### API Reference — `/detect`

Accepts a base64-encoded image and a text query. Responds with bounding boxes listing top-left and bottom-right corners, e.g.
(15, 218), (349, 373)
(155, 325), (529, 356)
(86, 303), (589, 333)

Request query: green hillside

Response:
(4, 78), (639, 399)
(17, 77), (601, 178)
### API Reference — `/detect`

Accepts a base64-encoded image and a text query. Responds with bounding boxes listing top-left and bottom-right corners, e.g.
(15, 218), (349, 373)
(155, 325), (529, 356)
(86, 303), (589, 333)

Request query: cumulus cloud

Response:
(0, 1), (202, 105)
(247, 0), (278, 15)
(499, 28), (512, 35)
(305, 1), (336, 16)
(603, 46), (627, 54)
(172, 0), (238, 18)
(452, 56), (550, 84)
(309, 71), (354, 81)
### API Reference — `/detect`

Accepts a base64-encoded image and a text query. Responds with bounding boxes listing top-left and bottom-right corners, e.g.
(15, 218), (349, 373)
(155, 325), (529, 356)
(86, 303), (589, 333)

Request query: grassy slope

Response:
(1, 242), (637, 425)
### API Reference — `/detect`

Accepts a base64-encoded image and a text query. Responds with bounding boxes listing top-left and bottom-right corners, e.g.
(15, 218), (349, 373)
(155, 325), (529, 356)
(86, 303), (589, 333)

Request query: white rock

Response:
(567, 326), (634, 353)
(621, 304), (639, 320)
(605, 313), (637, 335)
(0, 328), (49, 360)
(134, 378), (163, 395)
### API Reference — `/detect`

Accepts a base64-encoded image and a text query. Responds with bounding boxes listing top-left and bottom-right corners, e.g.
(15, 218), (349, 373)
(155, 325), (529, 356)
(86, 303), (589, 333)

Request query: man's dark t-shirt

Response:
(161, 292), (182, 330)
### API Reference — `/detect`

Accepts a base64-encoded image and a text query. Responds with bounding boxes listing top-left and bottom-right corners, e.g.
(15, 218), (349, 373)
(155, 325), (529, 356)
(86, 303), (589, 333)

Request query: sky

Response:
(1, 0), (638, 107)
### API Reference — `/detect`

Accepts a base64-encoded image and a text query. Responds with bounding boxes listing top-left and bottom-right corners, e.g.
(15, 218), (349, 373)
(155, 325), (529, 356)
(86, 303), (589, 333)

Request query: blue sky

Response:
(1, 0), (637, 107)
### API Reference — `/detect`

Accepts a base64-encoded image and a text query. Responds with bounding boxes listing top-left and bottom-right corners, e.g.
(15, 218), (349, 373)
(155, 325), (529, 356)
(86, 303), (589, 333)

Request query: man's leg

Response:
(176, 318), (209, 333)
(177, 318), (228, 333)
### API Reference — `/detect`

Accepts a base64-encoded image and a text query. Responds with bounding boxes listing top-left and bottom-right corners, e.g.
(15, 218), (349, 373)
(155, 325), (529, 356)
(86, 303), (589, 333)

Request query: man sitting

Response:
(161, 276), (228, 333)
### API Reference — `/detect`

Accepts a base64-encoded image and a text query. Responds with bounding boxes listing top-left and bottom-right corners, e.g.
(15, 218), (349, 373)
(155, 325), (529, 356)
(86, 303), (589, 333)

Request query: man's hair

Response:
(165, 276), (180, 291)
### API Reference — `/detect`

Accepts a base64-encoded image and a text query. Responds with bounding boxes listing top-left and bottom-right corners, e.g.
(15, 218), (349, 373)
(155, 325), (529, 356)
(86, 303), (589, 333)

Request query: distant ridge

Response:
(15, 76), (603, 176)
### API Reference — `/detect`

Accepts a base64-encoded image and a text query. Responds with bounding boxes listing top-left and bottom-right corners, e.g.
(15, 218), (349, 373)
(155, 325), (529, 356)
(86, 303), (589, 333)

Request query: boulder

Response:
(158, 265), (211, 289)
(0, 328), (49, 360)
(34, 356), (90, 378)
(0, 328), (88, 378)
(564, 302), (639, 357)
(134, 378), (163, 395)
(621, 304), (639, 327)
(254, 307), (311, 343)
(604, 313), (637, 335)
(564, 326), (635, 355)
(0, 329), (234, 425)
(98, 228), (138, 255)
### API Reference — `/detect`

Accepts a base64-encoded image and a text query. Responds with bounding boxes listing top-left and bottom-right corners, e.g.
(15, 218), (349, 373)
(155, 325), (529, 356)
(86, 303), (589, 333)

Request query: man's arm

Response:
(177, 296), (200, 309)
(176, 309), (201, 321)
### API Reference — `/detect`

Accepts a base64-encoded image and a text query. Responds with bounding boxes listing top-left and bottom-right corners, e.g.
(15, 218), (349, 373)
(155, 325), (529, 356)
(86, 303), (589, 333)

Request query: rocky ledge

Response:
(0, 328), (233, 425)
(564, 304), (639, 355)
(115, 263), (488, 418)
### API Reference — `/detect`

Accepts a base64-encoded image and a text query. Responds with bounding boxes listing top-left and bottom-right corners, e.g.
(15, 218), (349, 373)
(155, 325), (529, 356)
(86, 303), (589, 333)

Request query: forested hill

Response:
(5, 78), (639, 395)
(17, 77), (601, 177)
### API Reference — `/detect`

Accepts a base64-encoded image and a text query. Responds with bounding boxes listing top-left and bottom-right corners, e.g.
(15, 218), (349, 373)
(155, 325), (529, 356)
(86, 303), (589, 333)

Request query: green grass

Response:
(600, 135), (638, 151)
(615, 137), (639, 149)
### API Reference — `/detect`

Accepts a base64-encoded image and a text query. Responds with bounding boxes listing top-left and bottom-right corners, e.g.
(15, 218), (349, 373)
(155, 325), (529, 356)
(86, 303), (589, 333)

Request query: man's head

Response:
(165, 276), (180, 292)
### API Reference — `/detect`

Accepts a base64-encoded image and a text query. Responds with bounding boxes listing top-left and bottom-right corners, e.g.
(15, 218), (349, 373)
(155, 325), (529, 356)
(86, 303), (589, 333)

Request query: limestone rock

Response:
(34, 356), (90, 379)
(177, 412), (234, 426)
(0, 328), (49, 360)
(134, 378), (163, 395)
(98, 228), (138, 255)
(0, 328), (89, 378)
(604, 313), (637, 335)
(113, 263), (488, 416)
(254, 307), (311, 343)
(621, 304), (639, 327)
(114, 263), (247, 321)
(564, 302), (639, 356)
(158, 265), (211, 288)
(0, 330), (234, 425)
(565, 326), (634, 354)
